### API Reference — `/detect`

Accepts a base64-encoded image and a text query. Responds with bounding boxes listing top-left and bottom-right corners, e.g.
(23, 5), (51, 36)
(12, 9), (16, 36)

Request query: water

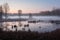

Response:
(1, 16), (60, 33)
(3, 16), (60, 20)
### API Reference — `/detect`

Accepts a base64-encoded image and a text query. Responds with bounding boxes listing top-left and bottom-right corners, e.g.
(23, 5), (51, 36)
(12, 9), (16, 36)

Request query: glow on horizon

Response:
(0, 0), (60, 13)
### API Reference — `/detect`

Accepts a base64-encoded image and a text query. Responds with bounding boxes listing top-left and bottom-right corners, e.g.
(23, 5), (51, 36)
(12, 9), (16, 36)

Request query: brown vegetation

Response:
(0, 28), (60, 40)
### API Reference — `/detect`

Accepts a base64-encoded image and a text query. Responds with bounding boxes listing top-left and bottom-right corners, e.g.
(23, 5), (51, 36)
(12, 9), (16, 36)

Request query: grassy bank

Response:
(0, 28), (60, 40)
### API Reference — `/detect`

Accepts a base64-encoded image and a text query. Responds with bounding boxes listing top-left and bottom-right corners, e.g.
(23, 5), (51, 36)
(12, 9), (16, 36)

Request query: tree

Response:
(18, 10), (22, 27)
(3, 3), (9, 19)
(3, 3), (9, 13)
(0, 5), (3, 13)
(0, 5), (3, 28)
(18, 10), (22, 14)
(0, 5), (3, 18)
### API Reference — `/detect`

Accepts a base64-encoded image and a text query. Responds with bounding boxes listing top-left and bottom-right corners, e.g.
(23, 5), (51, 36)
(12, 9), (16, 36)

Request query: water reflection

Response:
(2, 21), (60, 33)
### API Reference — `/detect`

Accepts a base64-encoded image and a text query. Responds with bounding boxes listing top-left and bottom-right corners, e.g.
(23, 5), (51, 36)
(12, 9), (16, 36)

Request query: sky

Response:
(0, 0), (60, 13)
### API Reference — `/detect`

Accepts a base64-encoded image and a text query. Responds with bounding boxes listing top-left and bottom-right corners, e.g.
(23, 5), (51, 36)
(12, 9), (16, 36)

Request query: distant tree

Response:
(0, 5), (3, 29)
(18, 10), (22, 14)
(3, 3), (9, 19)
(52, 8), (60, 15)
(39, 8), (60, 15)
(0, 5), (3, 22)
(3, 3), (9, 13)
(18, 10), (22, 18)
(0, 5), (3, 13)
(18, 10), (22, 27)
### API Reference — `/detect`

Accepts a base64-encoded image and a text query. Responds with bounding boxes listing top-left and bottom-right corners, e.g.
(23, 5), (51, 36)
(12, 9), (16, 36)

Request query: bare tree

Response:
(0, 5), (3, 13)
(18, 10), (22, 19)
(3, 3), (9, 19)
(3, 3), (9, 13)
(18, 10), (22, 27)
(18, 10), (22, 14)
(0, 5), (3, 19)
(0, 5), (3, 28)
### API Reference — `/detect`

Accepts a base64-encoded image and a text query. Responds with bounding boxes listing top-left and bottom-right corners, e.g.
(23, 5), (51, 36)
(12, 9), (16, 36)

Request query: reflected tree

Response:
(22, 27), (25, 31)
(29, 13), (32, 19)
(14, 25), (18, 31)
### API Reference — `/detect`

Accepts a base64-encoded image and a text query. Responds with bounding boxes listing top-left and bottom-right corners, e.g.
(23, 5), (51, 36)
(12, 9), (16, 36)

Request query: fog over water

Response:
(3, 16), (60, 20)
(2, 16), (60, 33)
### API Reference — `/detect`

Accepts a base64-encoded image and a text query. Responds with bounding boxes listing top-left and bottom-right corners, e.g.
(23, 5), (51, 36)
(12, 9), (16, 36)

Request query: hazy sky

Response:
(0, 0), (60, 13)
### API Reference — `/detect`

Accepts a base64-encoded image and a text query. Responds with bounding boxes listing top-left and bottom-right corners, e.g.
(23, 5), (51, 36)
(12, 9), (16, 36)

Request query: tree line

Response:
(39, 8), (60, 16)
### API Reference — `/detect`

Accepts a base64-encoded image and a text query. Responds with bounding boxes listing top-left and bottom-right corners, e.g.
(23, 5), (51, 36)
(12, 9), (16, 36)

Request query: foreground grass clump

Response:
(0, 28), (60, 40)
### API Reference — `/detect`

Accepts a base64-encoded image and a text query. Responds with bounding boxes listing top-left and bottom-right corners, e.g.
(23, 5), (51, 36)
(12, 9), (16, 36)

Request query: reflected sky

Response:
(1, 15), (60, 32)
(2, 21), (60, 33)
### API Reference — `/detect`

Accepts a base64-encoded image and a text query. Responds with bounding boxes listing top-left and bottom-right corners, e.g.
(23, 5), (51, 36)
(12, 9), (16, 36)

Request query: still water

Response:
(1, 16), (60, 33)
